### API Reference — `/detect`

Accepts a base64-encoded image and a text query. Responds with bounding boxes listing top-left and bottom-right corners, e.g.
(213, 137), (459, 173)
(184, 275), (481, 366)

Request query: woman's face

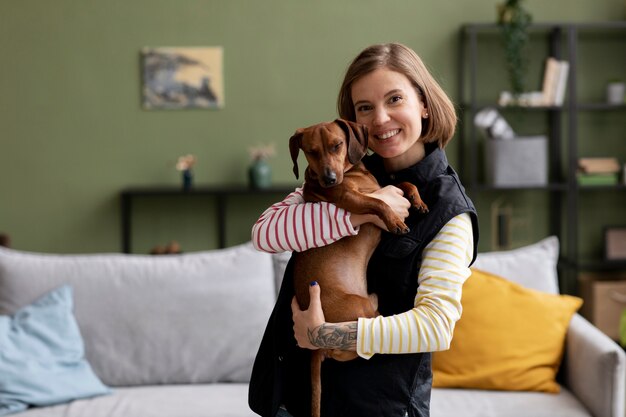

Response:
(351, 68), (428, 171)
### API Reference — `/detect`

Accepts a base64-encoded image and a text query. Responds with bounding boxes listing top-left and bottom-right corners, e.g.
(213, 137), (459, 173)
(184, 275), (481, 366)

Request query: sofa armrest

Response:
(564, 314), (625, 417)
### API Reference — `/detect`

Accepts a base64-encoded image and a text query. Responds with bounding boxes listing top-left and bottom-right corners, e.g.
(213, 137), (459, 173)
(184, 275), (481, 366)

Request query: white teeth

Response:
(378, 129), (399, 140)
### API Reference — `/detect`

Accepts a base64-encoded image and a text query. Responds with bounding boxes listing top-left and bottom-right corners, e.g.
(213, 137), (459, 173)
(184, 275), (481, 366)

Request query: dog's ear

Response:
(335, 119), (368, 164)
(289, 129), (304, 179)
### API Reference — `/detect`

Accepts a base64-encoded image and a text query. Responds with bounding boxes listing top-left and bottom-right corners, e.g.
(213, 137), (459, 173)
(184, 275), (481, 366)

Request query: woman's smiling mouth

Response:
(375, 129), (400, 141)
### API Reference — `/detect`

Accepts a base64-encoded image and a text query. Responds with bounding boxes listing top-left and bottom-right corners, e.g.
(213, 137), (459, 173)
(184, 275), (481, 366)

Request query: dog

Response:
(289, 119), (428, 417)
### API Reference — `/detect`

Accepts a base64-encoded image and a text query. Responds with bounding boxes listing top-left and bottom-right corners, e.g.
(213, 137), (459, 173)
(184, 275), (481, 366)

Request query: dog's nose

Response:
(322, 171), (337, 187)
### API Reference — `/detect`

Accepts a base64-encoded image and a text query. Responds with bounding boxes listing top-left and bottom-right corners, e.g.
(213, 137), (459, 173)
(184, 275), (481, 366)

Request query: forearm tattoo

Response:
(308, 322), (358, 350)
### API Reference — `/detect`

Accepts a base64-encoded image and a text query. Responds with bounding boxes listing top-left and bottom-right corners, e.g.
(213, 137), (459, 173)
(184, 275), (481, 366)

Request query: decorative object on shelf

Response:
(176, 154), (197, 191)
(497, 0), (533, 97)
(0, 233), (10, 248)
(248, 143), (276, 189)
(141, 47), (224, 110)
(474, 107), (516, 140)
(606, 80), (625, 105)
(150, 241), (182, 255)
(577, 157), (620, 186)
(490, 198), (512, 250)
(580, 271), (626, 341)
(605, 226), (626, 261)
(486, 135), (548, 186)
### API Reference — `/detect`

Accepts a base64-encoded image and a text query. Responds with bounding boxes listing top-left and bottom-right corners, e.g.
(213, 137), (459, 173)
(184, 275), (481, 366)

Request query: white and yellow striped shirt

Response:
(357, 213), (473, 359)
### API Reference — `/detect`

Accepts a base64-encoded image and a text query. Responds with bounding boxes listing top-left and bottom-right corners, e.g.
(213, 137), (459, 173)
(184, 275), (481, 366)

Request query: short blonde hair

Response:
(337, 43), (457, 148)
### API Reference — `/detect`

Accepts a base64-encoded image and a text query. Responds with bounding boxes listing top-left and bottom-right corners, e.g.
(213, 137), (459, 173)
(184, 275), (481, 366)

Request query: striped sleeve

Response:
(251, 187), (358, 253)
(356, 213), (474, 359)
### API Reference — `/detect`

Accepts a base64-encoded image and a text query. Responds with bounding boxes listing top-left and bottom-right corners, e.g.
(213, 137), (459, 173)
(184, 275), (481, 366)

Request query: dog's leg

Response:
(331, 190), (411, 234)
(395, 182), (429, 213)
(311, 350), (323, 417)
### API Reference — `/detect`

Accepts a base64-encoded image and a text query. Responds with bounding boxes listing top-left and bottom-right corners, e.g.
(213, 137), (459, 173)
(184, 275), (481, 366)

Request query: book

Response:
(577, 173), (619, 186)
(554, 61), (569, 106)
(541, 57), (569, 106)
(578, 157), (621, 174)
(541, 57), (560, 106)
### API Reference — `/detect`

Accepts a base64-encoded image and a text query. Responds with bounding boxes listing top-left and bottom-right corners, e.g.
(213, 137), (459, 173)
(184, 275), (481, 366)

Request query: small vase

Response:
(248, 159), (272, 189)
(182, 169), (193, 191)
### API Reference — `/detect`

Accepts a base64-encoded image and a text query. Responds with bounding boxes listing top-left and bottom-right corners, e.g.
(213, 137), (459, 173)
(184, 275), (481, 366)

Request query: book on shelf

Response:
(577, 173), (619, 186)
(541, 57), (569, 106)
(578, 157), (621, 174)
(497, 57), (569, 107)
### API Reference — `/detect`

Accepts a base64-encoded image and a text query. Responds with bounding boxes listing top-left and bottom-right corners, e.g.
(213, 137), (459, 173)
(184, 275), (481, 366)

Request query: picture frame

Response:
(605, 226), (626, 261)
(141, 46), (224, 110)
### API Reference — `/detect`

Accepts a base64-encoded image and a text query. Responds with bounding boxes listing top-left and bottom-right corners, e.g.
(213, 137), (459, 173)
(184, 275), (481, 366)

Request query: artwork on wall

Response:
(141, 46), (224, 110)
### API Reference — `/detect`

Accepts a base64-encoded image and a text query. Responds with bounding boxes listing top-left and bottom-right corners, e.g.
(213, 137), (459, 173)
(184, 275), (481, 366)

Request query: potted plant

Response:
(497, 0), (533, 97)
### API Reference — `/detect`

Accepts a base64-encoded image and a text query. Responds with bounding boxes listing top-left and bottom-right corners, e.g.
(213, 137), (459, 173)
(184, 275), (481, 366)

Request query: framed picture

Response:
(605, 226), (626, 260)
(141, 46), (224, 110)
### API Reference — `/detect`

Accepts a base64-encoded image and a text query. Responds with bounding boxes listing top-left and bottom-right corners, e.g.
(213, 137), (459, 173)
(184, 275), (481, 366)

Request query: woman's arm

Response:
(291, 213), (474, 359)
(251, 187), (357, 253)
(251, 186), (411, 253)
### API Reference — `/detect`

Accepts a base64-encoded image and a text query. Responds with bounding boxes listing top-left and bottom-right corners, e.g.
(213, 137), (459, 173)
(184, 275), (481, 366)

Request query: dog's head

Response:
(289, 119), (368, 188)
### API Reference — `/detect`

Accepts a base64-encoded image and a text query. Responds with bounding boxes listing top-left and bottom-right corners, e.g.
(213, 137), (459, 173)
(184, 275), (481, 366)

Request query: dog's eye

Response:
(333, 142), (343, 152)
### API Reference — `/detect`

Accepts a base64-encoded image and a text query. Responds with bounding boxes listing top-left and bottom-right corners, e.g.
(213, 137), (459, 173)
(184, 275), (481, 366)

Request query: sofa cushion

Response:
(433, 269), (582, 393)
(431, 387), (591, 417)
(0, 242), (275, 387)
(471, 235), (559, 294)
(11, 384), (257, 417)
(0, 285), (110, 415)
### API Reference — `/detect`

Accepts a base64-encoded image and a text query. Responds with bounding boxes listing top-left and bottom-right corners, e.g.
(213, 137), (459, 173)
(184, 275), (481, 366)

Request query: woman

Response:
(249, 43), (479, 417)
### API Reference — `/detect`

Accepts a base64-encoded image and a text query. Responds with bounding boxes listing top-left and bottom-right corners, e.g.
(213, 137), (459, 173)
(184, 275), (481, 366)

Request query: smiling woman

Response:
(248, 42), (479, 417)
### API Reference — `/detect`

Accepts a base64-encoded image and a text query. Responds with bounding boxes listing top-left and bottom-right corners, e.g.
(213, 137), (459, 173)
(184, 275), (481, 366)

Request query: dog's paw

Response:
(416, 202), (429, 214)
(392, 224), (410, 235)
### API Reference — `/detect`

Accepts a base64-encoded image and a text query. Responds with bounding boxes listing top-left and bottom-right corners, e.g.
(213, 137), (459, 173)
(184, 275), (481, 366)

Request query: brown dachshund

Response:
(289, 119), (428, 417)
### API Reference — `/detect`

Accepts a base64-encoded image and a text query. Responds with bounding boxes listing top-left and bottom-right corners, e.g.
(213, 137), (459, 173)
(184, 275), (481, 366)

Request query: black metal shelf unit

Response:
(459, 21), (626, 294)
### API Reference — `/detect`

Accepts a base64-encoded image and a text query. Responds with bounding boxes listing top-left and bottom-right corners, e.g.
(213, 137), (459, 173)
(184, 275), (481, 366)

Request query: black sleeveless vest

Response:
(249, 144), (479, 417)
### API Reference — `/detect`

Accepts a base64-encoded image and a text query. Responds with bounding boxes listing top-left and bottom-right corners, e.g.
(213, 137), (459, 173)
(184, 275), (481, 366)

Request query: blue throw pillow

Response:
(0, 285), (110, 415)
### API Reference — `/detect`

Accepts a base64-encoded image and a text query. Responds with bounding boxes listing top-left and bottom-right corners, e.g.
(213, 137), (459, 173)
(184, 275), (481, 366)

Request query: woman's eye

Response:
(390, 95), (403, 104)
(356, 104), (372, 112)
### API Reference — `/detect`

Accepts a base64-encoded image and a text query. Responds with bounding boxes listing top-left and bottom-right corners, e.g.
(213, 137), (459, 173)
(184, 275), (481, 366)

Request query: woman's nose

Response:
(372, 107), (390, 126)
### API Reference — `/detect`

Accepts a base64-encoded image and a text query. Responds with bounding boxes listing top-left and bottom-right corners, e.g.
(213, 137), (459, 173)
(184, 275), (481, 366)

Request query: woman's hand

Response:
(291, 282), (359, 351)
(291, 282), (325, 350)
(350, 185), (411, 230)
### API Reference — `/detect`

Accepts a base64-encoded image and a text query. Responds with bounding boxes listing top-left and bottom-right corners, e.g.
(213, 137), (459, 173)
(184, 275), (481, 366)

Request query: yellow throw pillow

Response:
(432, 268), (583, 393)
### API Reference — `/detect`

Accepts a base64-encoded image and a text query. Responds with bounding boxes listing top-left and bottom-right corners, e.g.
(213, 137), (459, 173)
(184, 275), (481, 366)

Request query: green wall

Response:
(1, 0), (624, 254)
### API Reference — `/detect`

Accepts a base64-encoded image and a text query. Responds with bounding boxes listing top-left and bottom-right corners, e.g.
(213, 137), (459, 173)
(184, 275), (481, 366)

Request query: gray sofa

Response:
(0, 237), (623, 417)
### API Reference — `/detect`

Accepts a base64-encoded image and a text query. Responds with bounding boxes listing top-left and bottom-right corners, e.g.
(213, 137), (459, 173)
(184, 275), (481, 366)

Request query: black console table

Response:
(120, 185), (298, 253)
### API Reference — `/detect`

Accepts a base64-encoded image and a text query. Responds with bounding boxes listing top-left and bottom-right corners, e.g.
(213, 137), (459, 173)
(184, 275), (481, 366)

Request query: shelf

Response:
(576, 102), (626, 111)
(576, 184), (626, 191)
(120, 184), (300, 253)
(576, 260), (626, 272)
(459, 21), (626, 294)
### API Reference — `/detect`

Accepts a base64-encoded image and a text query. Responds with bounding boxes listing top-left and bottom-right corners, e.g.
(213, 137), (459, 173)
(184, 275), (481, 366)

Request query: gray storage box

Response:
(485, 135), (548, 186)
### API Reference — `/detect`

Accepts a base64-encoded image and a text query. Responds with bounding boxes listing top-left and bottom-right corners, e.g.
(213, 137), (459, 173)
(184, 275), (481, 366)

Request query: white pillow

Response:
(271, 251), (292, 295)
(472, 236), (560, 294)
(0, 242), (276, 387)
